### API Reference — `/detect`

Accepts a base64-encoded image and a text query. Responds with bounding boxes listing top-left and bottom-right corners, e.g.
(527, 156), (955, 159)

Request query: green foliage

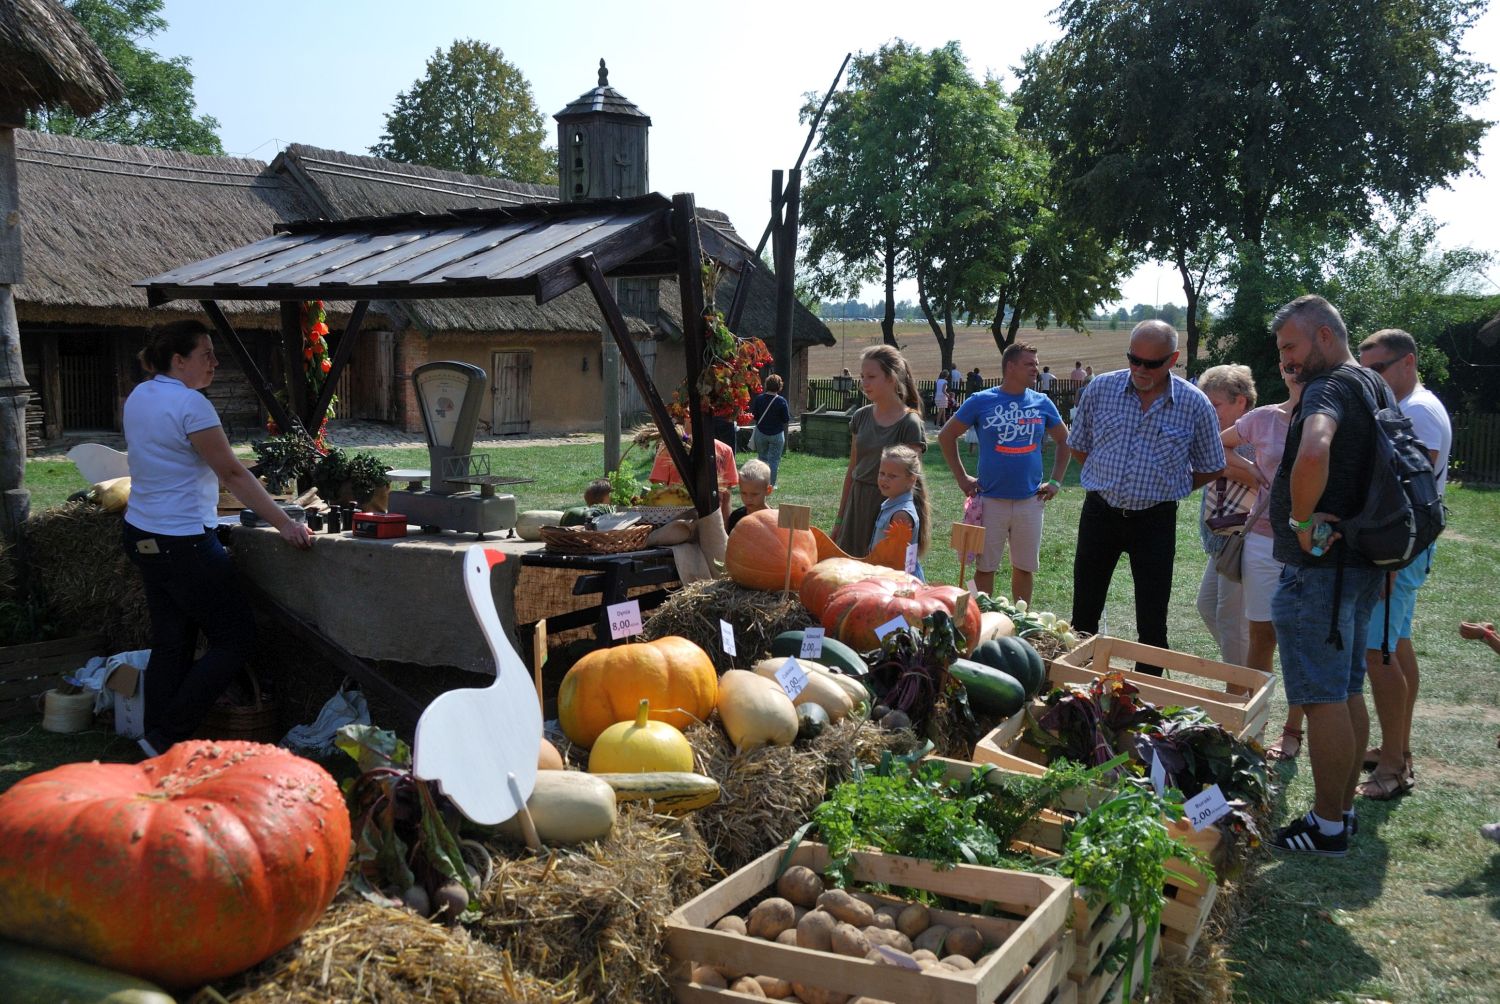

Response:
(312, 448), (390, 501)
(371, 39), (551, 182)
(251, 434), (320, 494)
(27, 0), (223, 154)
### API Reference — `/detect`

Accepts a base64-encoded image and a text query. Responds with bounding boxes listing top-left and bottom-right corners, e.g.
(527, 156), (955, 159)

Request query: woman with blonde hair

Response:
(833, 344), (926, 555)
(1195, 364), (1258, 666)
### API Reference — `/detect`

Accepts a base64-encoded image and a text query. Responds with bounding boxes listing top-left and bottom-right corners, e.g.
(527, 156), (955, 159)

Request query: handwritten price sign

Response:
(774, 657), (809, 700)
(607, 599), (643, 640)
(1184, 784), (1231, 831)
(799, 627), (825, 659)
(873, 615), (909, 641)
(719, 619), (737, 656)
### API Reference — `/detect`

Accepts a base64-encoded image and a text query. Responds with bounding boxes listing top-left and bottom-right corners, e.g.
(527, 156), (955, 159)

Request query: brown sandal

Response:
(1357, 768), (1410, 801)
(1266, 726), (1303, 761)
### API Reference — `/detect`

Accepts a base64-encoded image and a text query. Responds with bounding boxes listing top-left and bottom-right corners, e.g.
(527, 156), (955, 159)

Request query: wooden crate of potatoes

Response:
(665, 840), (1076, 1004)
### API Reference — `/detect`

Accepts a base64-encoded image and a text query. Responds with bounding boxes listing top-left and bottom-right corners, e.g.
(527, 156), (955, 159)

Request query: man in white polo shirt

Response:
(1354, 328), (1452, 801)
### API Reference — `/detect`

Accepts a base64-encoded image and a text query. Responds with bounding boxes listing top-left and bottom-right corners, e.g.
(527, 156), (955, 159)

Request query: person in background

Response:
(938, 341), (1070, 605)
(833, 345), (927, 556)
(871, 444), (930, 581)
(1067, 321), (1226, 672)
(1084, 365), (1094, 383)
(123, 320), (314, 757)
(1459, 620), (1500, 843)
(726, 459), (773, 534)
(1037, 365), (1057, 393)
(749, 373), (791, 486)
(1070, 360), (1088, 383)
(583, 479), (612, 507)
(649, 424), (739, 522)
(966, 368), (984, 394)
(1355, 328), (1453, 801)
(934, 370), (951, 425)
(1224, 362), (1306, 759)
(1195, 364), (1258, 667)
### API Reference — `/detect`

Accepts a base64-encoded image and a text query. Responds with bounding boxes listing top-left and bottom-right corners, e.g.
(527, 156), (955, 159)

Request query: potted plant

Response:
(313, 448), (392, 511)
(251, 434), (320, 494)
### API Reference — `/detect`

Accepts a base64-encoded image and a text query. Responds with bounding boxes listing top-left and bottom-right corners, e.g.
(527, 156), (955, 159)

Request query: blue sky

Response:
(156, 0), (1500, 309)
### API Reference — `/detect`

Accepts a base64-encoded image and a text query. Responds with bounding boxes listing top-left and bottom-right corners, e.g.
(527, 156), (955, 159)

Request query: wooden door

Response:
(58, 334), (115, 430)
(491, 350), (532, 435)
(620, 337), (656, 422)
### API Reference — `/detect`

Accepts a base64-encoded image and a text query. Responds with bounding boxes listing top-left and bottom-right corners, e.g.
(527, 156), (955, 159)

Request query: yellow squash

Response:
(587, 699), (695, 774)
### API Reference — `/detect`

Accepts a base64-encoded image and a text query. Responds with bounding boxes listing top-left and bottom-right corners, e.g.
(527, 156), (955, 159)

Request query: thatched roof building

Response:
(0, 0), (122, 117)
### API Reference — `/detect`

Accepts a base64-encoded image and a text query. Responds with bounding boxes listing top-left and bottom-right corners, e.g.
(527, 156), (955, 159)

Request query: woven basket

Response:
(540, 524), (652, 554)
(196, 667), (278, 743)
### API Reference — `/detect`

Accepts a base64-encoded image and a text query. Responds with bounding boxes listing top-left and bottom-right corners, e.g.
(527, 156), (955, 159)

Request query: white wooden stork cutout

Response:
(413, 546), (542, 832)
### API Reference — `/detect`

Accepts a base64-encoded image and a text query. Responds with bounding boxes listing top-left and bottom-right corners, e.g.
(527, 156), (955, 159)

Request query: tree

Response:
(371, 40), (551, 182)
(1020, 0), (1492, 369)
(27, 0), (222, 154)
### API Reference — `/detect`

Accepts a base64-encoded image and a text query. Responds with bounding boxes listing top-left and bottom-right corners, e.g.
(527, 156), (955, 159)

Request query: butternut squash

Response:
(496, 770), (616, 845)
(751, 659), (854, 722)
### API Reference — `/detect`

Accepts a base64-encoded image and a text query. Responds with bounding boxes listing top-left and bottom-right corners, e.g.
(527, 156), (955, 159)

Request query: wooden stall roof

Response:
(135, 194), (751, 308)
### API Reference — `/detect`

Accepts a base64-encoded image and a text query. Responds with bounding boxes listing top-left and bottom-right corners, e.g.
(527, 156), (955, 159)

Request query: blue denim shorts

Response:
(1365, 543), (1435, 647)
(1272, 563), (1386, 705)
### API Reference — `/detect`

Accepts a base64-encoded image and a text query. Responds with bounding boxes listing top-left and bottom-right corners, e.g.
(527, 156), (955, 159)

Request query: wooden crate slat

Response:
(1047, 661), (1250, 732)
(0, 676), (75, 701)
(0, 634), (108, 669)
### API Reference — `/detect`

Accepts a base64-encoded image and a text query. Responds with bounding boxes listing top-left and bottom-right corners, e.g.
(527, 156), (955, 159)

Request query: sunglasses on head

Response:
(1125, 351), (1173, 370)
(1365, 352), (1410, 375)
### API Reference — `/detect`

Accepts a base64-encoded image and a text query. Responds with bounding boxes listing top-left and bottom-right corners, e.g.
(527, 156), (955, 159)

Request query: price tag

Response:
(1149, 751), (1167, 796)
(799, 627), (825, 659)
(904, 543), (919, 575)
(874, 615), (908, 641)
(607, 599), (643, 640)
(966, 578), (979, 599)
(1183, 784), (1231, 831)
(774, 657), (808, 700)
(719, 619), (737, 656)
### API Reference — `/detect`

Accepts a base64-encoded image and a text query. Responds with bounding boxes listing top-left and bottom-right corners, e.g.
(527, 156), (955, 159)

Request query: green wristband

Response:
(1046, 479), (1062, 489)
(1288, 515), (1313, 531)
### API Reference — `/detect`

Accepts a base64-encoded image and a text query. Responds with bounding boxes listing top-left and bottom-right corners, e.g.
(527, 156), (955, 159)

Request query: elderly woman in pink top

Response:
(1221, 361), (1305, 759)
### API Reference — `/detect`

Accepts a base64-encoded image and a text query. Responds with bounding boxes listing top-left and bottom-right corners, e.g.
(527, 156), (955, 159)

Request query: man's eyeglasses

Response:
(1125, 352), (1173, 370)
(1365, 353), (1410, 375)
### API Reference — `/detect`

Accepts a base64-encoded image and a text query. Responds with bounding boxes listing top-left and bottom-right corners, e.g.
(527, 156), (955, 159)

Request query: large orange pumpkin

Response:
(821, 579), (982, 654)
(558, 635), (718, 747)
(725, 508), (819, 590)
(799, 557), (920, 619)
(0, 741), (350, 989)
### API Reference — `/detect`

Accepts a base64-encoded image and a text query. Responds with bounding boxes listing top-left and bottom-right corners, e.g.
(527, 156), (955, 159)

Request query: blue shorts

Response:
(1365, 543), (1435, 648)
(1272, 563), (1385, 706)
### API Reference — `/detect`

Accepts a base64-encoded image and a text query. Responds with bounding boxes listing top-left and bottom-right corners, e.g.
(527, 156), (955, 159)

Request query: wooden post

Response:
(670, 194), (717, 518)
(531, 617), (547, 709)
(951, 523), (985, 590)
(280, 300), (308, 428)
(0, 124), (31, 539)
(778, 504), (811, 593)
(200, 301), (296, 439)
(308, 300), (369, 426)
(771, 168), (800, 385)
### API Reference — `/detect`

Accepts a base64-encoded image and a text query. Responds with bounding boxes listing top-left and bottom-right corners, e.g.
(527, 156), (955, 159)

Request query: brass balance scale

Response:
(386, 361), (532, 538)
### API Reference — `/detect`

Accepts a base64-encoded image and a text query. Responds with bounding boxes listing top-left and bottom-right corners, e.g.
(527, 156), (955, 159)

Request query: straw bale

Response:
(22, 502), (148, 650)
(474, 807), (713, 1004)
(685, 718), (919, 872)
(211, 898), (573, 1004)
(642, 579), (814, 672)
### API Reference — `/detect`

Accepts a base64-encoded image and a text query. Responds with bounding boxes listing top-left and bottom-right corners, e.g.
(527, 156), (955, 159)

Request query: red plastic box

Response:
(352, 512), (408, 538)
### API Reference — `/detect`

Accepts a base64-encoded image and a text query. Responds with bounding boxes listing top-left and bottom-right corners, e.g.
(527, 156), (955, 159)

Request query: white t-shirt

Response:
(124, 375), (222, 534)
(1400, 383), (1452, 496)
(934, 376), (948, 403)
(1038, 371), (1056, 390)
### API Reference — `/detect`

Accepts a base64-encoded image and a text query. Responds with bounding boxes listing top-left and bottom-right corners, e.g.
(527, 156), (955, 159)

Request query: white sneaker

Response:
(1482, 822), (1500, 845)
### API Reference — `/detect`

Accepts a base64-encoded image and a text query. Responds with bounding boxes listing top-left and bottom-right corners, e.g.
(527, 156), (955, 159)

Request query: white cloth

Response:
(124, 375), (221, 534)
(1241, 531), (1282, 623)
(282, 688), (371, 755)
(1399, 383), (1452, 496)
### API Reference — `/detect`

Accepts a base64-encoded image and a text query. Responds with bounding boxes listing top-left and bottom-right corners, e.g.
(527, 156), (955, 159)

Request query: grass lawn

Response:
(6, 438), (1499, 1002)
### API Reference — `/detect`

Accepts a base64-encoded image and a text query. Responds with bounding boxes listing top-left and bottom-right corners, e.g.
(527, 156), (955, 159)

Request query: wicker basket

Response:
(540, 524), (652, 554)
(196, 667), (278, 743)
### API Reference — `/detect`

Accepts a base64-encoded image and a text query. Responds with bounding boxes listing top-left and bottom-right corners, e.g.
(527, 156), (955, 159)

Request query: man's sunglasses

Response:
(1125, 352), (1173, 370)
(1365, 352), (1411, 375)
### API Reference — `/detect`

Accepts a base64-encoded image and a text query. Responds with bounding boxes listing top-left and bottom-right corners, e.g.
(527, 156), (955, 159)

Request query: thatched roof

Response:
(13, 129), (317, 324)
(1480, 309), (1500, 347)
(0, 0), (122, 116)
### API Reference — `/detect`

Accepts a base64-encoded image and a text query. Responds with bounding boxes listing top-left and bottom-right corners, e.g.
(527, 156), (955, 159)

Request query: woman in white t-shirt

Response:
(122, 321), (312, 757)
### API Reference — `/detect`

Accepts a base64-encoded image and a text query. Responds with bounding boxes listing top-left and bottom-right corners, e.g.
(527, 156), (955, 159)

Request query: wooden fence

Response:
(805, 377), (1086, 418)
(1452, 412), (1500, 485)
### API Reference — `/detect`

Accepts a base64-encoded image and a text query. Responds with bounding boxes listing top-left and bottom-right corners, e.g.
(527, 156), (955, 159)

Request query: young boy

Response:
(726, 459), (773, 534)
(584, 478), (612, 507)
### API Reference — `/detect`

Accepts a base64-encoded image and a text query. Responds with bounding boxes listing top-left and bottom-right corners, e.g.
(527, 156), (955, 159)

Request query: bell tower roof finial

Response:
(598, 58), (608, 87)
(554, 59), (650, 124)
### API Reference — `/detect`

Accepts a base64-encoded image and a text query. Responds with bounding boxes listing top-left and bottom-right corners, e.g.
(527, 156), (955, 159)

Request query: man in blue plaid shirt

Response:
(1067, 321), (1226, 673)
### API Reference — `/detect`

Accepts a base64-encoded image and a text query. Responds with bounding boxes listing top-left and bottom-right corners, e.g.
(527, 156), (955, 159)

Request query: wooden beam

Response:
(575, 254), (693, 493)
(280, 301), (308, 426)
(670, 194), (718, 518)
(199, 300), (296, 438)
(753, 52), (851, 258)
(307, 300), (368, 428)
(726, 259), (755, 334)
(772, 168), (800, 382)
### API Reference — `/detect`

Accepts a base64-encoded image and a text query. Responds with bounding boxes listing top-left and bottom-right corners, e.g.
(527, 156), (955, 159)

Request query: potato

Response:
(691, 965), (727, 988)
(915, 957), (940, 970)
(747, 897), (797, 940)
(868, 944), (917, 969)
(944, 925), (984, 960)
(756, 974), (794, 999)
(731, 977), (768, 997)
(862, 927), (913, 953)
(925, 962), (960, 975)
(896, 903), (930, 939)
(867, 911), (896, 931)
(940, 954), (975, 970)
(830, 921), (871, 958)
(911, 949), (937, 963)
(793, 905), (809, 923)
(873, 904), (902, 924)
(713, 915), (748, 936)
(790, 983), (848, 1004)
(776, 865), (825, 908)
(848, 999), (895, 1004)
(796, 909), (836, 951)
(816, 889), (874, 927)
(913, 923), (950, 955)
(776, 928), (800, 945)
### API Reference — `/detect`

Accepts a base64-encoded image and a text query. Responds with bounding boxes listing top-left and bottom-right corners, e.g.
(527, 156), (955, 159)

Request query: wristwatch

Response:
(1288, 516), (1313, 532)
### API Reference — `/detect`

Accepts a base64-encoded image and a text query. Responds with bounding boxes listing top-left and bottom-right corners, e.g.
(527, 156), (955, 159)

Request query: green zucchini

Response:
(0, 940), (174, 1004)
(948, 658), (1027, 717)
(770, 631), (869, 680)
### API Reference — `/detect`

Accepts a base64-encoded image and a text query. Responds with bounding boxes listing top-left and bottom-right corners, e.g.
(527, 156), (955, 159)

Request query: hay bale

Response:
(643, 579), (813, 671)
(475, 807), (713, 1004)
(217, 898), (573, 1003)
(685, 718), (919, 872)
(22, 502), (148, 650)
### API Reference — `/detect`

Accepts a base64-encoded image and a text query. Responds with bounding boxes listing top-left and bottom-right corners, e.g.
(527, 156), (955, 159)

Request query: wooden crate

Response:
(0, 635), (108, 723)
(1052, 636), (1276, 743)
(665, 841), (1075, 1004)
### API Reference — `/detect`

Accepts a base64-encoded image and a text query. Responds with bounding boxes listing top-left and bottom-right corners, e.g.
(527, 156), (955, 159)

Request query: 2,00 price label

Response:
(1183, 784), (1231, 831)
(774, 657), (809, 700)
(799, 627), (825, 659)
(607, 599), (643, 640)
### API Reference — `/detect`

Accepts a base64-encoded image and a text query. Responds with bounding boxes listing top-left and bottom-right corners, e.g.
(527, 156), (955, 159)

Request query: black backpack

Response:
(1329, 367), (1446, 570)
